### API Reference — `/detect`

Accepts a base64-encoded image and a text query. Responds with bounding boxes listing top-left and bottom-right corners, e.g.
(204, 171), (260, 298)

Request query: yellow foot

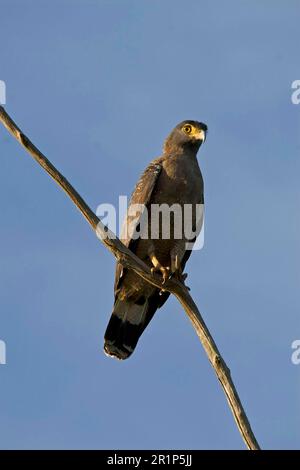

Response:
(151, 265), (170, 284)
(149, 252), (171, 284)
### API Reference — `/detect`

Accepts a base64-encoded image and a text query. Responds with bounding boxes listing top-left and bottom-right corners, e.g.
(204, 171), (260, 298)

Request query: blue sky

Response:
(0, 0), (299, 449)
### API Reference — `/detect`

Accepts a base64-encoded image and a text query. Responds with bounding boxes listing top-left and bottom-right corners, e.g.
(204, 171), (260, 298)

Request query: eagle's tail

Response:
(104, 297), (150, 360)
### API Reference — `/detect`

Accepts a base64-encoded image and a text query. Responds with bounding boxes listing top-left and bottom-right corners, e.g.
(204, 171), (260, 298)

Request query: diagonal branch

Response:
(0, 105), (260, 450)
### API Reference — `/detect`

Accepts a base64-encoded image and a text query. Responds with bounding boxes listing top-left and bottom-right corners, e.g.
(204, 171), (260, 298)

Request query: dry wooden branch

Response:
(0, 105), (260, 450)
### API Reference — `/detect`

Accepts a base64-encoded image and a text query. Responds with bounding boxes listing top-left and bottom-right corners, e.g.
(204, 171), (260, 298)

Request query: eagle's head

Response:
(163, 120), (207, 155)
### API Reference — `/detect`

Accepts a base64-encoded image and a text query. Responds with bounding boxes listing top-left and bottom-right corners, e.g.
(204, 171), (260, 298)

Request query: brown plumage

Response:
(104, 120), (207, 359)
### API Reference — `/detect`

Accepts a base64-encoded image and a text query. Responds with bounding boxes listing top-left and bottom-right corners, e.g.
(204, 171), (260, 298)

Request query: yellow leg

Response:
(170, 250), (189, 287)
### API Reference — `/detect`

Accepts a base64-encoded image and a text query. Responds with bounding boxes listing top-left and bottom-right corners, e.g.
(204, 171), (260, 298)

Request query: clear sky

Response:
(0, 0), (299, 450)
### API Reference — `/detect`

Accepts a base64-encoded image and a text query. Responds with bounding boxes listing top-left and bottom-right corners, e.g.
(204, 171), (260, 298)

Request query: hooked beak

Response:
(195, 128), (206, 143)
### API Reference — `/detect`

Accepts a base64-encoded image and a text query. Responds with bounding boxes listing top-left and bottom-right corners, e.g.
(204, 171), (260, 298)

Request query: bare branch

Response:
(0, 105), (260, 450)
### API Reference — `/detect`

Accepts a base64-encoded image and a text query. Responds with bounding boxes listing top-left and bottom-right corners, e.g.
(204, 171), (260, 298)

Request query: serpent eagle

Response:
(104, 120), (207, 359)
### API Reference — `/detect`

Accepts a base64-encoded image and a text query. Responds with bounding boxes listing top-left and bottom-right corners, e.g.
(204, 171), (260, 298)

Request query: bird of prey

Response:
(104, 120), (207, 360)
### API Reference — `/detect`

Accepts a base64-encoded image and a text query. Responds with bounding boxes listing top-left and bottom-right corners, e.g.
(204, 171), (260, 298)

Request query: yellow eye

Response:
(183, 124), (193, 134)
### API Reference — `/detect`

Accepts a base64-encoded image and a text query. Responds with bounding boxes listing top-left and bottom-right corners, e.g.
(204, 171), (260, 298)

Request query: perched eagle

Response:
(104, 120), (207, 360)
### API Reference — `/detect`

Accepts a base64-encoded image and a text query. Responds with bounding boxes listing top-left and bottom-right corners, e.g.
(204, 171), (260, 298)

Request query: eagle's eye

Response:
(182, 124), (193, 135)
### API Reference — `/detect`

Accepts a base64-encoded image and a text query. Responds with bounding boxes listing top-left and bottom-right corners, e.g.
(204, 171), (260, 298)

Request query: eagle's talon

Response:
(151, 265), (170, 285)
(149, 252), (171, 285)
(181, 273), (188, 281)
